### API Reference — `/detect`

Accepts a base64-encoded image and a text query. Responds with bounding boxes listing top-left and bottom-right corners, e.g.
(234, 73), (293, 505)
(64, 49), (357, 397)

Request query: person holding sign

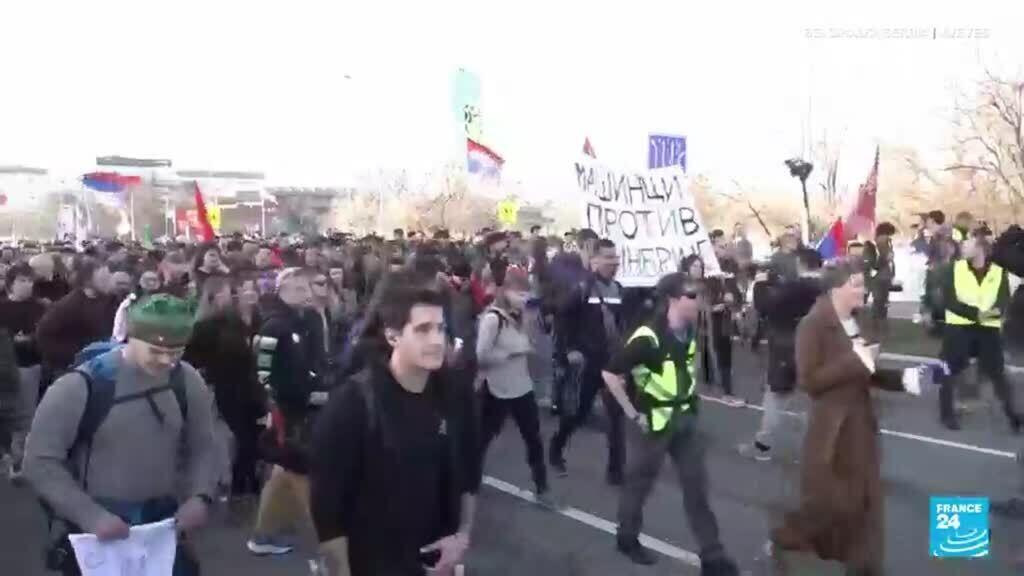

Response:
(601, 272), (740, 574)
(770, 258), (911, 575)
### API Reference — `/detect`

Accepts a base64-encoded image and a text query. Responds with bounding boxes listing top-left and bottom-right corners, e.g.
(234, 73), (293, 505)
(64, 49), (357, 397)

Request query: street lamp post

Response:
(784, 158), (814, 246)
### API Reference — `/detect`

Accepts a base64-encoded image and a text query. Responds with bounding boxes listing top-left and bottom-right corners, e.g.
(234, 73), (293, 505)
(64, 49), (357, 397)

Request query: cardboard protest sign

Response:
(576, 159), (719, 287)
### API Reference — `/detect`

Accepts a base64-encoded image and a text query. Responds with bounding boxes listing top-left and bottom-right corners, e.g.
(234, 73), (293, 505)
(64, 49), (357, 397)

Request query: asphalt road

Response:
(4, 344), (1024, 575)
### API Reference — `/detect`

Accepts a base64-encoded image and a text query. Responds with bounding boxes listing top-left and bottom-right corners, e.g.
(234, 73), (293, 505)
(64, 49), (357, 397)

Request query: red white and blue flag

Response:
(816, 217), (846, 260)
(81, 171), (142, 193)
(467, 138), (504, 180)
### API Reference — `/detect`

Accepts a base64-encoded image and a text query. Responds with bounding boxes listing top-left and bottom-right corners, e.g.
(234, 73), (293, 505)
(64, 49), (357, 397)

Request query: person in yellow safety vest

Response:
(601, 272), (739, 575)
(939, 236), (1021, 431)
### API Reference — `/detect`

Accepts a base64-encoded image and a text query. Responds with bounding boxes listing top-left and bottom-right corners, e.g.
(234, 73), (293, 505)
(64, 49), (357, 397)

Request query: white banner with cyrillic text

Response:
(576, 159), (719, 287)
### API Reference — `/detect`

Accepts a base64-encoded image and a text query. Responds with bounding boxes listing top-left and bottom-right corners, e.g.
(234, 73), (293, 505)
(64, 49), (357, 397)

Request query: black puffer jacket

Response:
(256, 297), (319, 473)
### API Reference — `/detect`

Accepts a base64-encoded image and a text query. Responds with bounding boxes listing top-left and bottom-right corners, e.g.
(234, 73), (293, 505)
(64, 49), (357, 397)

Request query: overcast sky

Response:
(0, 1), (1019, 203)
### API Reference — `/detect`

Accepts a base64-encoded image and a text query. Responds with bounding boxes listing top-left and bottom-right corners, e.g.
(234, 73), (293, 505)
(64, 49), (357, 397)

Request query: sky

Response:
(1, 1), (1021, 205)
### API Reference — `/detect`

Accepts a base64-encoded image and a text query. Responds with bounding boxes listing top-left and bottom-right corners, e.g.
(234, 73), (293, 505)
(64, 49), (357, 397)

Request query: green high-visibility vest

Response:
(946, 259), (1004, 328)
(627, 325), (697, 433)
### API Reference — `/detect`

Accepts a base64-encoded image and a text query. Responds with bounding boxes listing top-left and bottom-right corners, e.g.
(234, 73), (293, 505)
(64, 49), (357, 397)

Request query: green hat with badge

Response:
(126, 293), (195, 347)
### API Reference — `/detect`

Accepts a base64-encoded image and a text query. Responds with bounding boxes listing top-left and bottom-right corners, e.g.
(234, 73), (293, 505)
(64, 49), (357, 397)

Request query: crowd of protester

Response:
(1, 210), (1023, 575)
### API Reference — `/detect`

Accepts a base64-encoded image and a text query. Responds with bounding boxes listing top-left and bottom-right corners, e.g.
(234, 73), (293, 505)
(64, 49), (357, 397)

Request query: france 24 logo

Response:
(930, 496), (989, 558)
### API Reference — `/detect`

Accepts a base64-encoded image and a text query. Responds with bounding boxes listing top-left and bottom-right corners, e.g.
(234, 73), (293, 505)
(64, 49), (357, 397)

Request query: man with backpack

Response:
(22, 293), (217, 576)
(310, 269), (479, 576)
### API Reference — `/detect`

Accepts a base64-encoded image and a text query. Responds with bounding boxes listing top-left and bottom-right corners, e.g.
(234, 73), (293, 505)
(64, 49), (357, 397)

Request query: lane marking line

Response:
(879, 352), (1024, 374)
(481, 475), (701, 567)
(700, 394), (1017, 459)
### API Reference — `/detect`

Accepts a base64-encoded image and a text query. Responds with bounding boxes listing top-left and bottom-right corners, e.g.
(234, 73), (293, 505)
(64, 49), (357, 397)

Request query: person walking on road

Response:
(738, 249), (822, 462)
(23, 294), (217, 576)
(476, 268), (554, 509)
(549, 238), (626, 485)
(248, 268), (323, 556)
(771, 258), (911, 576)
(601, 272), (740, 575)
(310, 269), (479, 576)
(938, 236), (1021, 432)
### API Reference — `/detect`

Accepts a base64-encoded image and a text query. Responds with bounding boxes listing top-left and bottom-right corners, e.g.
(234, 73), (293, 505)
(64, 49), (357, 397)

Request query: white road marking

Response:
(481, 475), (702, 567)
(879, 352), (1024, 374)
(700, 394), (1018, 459)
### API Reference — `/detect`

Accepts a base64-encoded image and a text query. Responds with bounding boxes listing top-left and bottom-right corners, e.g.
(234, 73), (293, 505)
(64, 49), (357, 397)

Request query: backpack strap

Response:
(486, 308), (507, 349)
(68, 358), (188, 489)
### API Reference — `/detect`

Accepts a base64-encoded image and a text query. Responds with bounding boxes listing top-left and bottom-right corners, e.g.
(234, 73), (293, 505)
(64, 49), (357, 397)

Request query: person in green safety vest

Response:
(939, 235), (1020, 431)
(601, 272), (739, 575)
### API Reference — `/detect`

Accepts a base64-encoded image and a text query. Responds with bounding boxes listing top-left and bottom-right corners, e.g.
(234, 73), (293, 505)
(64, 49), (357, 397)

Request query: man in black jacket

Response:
(549, 238), (626, 484)
(248, 268), (323, 556)
(739, 250), (822, 462)
(310, 270), (478, 576)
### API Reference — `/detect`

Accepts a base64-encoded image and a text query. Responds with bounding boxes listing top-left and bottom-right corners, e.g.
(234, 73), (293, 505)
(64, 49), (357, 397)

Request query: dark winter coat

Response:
(773, 296), (905, 572)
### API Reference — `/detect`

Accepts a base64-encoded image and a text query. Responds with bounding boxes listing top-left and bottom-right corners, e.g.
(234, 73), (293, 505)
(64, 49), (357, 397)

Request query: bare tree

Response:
(947, 69), (1024, 221)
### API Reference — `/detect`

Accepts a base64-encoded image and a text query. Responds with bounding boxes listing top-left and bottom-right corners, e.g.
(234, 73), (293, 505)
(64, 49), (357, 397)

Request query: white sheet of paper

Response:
(69, 518), (177, 576)
(903, 367), (922, 396)
(853, 344), (876, 374)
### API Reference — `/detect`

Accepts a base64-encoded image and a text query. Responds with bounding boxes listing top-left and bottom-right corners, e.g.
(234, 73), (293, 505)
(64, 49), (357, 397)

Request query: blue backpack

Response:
(68, 342), (188, 486)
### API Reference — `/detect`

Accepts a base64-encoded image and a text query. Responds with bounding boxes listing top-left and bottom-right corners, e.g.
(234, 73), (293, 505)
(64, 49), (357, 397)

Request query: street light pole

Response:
(785, 158), (814, 246)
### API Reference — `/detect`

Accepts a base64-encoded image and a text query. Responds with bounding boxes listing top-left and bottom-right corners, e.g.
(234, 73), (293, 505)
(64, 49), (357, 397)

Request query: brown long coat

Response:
(772, 296), (903, 574)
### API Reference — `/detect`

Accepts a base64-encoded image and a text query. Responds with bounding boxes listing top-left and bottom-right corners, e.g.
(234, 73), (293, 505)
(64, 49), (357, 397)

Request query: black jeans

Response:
(480, 390), (548, 492)
(549, 363), (625, 478)
(939, 325), (1018, 423)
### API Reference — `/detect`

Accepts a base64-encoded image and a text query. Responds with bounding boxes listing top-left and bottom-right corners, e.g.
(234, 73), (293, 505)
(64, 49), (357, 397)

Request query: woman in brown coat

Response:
(771, 258), (908, 575)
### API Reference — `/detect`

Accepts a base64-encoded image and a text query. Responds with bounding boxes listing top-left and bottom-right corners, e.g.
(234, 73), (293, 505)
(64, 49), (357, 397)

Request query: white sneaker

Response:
(738, 442), (772, 462)
(721, 395), (746, 408)
(247, 538), (294, 556)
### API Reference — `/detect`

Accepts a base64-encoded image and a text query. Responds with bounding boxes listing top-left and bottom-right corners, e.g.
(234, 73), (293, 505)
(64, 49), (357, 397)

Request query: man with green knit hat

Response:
(24, 294), (217, 576)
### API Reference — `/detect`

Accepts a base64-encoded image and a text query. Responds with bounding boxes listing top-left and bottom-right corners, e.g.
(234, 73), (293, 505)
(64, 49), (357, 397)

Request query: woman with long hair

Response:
(185, 275), (267, 498)
(476, 267), (555, 508)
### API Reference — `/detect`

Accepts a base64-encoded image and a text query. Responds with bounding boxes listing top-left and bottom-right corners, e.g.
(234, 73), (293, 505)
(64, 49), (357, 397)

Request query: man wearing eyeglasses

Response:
(601, 272), (739, 575)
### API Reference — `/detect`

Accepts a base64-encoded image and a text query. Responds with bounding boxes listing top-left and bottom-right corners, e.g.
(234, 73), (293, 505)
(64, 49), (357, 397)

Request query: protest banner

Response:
(576, 158), (719, 287)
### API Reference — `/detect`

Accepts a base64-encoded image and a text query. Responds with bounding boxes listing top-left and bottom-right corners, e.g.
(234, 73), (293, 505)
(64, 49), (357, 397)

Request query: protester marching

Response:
(4, 18), (1024, 575)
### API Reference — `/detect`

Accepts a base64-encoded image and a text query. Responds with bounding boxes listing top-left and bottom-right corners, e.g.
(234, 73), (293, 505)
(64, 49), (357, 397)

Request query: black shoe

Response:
(941, 417), (961, 431)
(616, 538), (657, 565)
(992, 498), (1024, 518)
(700, 556), (739, 576)
(1010, 415), (1022, 435)
(548, 451), (568, 477)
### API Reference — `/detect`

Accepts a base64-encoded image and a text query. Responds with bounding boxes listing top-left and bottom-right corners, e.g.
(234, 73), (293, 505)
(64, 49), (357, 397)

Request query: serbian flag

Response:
(844, 146), (879, 239)
(193, 181), (216, 242)
(816, 218), (846, 260)
(467, 138), (504, 180)
(583, 137), (597, 158)
(82, 171), (142, 193)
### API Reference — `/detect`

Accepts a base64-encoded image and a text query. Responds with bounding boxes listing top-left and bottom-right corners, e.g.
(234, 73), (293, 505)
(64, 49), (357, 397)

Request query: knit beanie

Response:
(126, 293), (195, 347)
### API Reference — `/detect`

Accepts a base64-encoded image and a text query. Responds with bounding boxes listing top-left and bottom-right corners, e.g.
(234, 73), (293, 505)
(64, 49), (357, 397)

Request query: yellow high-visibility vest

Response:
(952, 228), (965, 243)
(627, 325), (697, 433)
(946, 260), (1004, 328)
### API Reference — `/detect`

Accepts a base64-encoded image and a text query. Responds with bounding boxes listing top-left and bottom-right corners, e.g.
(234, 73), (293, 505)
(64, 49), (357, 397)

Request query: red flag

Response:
(583, 137), (596, 159)
(844, 146), (879, 238)
(193, 181), (216, 242)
